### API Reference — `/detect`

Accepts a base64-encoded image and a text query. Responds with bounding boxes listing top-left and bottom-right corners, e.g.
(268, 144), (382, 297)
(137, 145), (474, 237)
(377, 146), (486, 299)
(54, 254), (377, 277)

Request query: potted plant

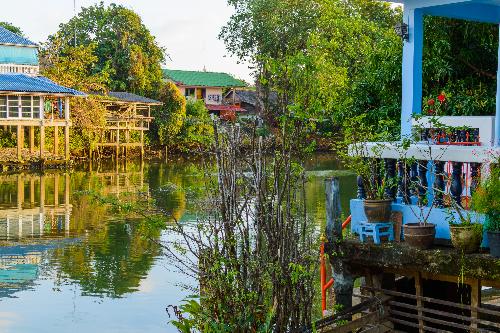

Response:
(472, 164), (500, 257)
(447, 203), (483, 254)
(397, 157), (436, 249)
(336, 115), (398, 223)
(403, 194), (436, 250)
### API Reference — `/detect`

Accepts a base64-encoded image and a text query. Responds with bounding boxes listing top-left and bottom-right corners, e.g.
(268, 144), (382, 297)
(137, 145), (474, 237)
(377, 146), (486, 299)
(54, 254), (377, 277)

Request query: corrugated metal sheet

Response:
(0, 74), (85, 95)
(0, 45), (38, 65)
(163, 69), (247, 88)
(0, 26), (37, 47)
(108, 91), (162, 104)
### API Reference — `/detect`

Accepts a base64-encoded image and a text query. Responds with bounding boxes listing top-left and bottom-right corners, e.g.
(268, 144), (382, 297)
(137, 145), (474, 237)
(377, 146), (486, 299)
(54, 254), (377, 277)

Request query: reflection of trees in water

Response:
(51, 220), (160, 298)
(147, 160), (210, 223)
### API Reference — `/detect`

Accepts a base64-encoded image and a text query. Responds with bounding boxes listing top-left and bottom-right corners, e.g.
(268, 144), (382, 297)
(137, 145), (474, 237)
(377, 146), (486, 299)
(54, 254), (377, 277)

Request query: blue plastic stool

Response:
(359, 222), (394, 244)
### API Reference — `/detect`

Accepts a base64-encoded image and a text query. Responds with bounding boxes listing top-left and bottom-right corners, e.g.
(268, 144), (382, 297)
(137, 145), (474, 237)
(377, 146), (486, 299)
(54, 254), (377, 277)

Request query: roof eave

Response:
(0, 42), (38, 48)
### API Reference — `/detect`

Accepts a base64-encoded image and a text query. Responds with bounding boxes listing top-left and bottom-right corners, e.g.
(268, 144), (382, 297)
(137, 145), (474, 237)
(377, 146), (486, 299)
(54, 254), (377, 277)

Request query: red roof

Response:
(206, 104), (246, 112)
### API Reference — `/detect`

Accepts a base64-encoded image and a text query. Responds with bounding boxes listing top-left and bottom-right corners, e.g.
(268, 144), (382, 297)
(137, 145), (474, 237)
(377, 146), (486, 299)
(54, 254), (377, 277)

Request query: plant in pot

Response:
(397, 155), (436, 250)
(447, 201), (483, 254)
(335, 115), (398, 223)
(472, 163), (500, 257)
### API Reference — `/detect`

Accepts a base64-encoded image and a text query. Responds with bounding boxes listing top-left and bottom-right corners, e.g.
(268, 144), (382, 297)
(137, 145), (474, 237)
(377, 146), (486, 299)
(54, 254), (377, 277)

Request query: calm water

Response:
(0, 155), (355, 333)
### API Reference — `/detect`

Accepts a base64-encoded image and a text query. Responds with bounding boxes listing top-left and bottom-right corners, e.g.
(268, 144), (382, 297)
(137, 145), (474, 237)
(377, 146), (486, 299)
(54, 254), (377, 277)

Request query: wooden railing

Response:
(362, 286), (500, 333)
(0, 64), (39, 75)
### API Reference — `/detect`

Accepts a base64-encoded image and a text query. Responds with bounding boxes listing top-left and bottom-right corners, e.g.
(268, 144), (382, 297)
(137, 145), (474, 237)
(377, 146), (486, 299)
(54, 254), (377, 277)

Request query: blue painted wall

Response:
(350, 199), (489, 247)
(0, 45), (38, 65)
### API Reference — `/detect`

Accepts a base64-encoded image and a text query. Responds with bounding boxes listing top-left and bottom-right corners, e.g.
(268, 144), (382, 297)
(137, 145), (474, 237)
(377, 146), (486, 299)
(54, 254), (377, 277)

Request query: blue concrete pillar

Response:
(495, 25), (500, 146)
(401, 7), (424, 139)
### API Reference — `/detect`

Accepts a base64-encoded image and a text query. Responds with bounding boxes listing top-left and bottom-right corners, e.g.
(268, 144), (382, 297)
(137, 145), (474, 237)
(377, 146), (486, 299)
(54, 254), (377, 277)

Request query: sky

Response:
(0, 0), (254, 83)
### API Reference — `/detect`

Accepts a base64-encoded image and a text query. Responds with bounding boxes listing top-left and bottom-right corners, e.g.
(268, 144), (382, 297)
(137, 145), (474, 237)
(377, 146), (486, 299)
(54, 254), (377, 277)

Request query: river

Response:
(0, 154), (355, 333)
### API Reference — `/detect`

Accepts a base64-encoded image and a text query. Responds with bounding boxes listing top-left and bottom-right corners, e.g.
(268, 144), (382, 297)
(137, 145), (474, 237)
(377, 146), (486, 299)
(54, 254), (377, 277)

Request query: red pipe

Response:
(320, 215), (352, 315)
(320, 242), (327, 313)
(341, 215), (352, 230)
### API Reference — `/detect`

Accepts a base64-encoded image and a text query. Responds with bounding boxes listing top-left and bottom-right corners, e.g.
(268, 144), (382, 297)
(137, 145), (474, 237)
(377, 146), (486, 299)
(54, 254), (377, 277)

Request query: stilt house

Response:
(0, 26), (84, 162)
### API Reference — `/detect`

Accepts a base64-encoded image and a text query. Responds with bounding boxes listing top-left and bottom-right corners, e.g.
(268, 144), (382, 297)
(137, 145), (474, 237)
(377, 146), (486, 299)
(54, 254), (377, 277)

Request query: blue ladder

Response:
(359, 222), (394, 244)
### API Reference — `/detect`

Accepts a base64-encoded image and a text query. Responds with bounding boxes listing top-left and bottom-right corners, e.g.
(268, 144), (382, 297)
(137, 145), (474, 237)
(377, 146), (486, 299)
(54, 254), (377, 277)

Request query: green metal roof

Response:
(163, 69), (246, 88)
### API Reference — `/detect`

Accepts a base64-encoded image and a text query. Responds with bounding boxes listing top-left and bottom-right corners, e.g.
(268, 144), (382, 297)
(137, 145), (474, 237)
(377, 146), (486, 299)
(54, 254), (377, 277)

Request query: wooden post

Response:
(29, 126), (35, 154)
(40, 175), (45, 208)
(17, 174), (24, 210)
(54, 174), (59, 206)
(326, 177), (354, 314)
(40, 126), (45, 159)
(415, 272), (424, 333)
(53, 127), (59, 155)
(17, 125), (23, 161)
(325, 177), (342, 242)
(471, 279), (481, 332)
(30, 178), (35, 206)
(140, 129), (144, 159)
(64, 125), (70, 161)
(116, 128), (120, 159)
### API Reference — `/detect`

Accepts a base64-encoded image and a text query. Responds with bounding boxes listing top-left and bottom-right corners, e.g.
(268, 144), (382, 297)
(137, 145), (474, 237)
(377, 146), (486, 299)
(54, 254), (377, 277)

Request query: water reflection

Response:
(0, 156), (356, 333)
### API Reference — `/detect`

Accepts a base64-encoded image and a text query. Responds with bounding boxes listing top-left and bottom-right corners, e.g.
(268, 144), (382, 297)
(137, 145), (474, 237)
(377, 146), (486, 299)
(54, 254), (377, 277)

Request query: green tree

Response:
(0, 22), (24, 36)
(41, 43), (110, 155)
(47, 2), (165, 97)
(176, 100), (214, 151)
(154, 81), (187, 148)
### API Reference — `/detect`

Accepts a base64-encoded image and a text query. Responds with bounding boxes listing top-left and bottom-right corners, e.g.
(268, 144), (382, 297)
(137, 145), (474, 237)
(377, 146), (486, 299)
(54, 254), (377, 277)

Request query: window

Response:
(185, 88), (195, 98)
(21, 96), (32, 118)
(8, 96), (19, 118)
(0, 96), (6, 118)
(33, 96), (40, 119)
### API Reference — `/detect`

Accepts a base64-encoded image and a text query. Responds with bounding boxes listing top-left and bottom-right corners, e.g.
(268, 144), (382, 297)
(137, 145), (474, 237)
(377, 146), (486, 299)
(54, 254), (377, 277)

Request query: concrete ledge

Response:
(330, 239), (500, 286)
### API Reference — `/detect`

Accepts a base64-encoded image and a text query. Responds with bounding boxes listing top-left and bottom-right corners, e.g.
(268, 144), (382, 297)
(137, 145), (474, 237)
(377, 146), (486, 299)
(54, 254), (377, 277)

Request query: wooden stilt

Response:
(40, 126), (45, 159)
(17, 174), (24, 210)
(64, 125), (70, 161)
(65, 173), (70, 206)
(140, 129), (144, 159)
(471, 279), (481, 332)
(17, 125), (23, 161)
(29, 126), (35, 154)
(53, 126), (59, 155)
(415, 272), (424, 333)
(116, 128), (120, 159)
(54, 174), (59, 206)
(30, 179), (35, 206)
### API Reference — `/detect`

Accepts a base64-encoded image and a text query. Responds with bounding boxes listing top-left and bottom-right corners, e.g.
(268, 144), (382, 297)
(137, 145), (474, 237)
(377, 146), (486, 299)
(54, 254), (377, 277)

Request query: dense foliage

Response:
(0, 22), (24, 36)
(41, 43), (109, 155)
(422, 17), (498, 116)
(175, 100), (214, 152)
(154, 82), (187, 147)
(222, 0), (498, 137)
(46, 2), (165, 97)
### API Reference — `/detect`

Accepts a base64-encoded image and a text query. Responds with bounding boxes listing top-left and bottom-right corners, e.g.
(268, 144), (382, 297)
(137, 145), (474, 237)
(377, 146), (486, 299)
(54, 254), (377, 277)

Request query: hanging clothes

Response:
(58, 98), (63, 118)
(44, 99), (51, 114)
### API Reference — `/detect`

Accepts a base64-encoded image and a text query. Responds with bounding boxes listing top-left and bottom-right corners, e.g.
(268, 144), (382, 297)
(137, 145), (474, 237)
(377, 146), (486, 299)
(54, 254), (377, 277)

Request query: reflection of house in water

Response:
(0, 173), (71, 240)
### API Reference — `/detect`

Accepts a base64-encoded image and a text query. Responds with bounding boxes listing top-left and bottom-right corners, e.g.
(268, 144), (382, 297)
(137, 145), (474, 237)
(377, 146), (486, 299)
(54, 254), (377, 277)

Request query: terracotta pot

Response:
(403, 223), (436, 249)
(487, 231), (500, 258)
(364, 199), (392, 223)
(450, 225), (483, 254)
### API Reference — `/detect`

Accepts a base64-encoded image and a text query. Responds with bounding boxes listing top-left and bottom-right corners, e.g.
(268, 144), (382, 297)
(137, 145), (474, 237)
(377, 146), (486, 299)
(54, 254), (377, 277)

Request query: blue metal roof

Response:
(0, 74), (85, 96)
(0, 26), (37, 47)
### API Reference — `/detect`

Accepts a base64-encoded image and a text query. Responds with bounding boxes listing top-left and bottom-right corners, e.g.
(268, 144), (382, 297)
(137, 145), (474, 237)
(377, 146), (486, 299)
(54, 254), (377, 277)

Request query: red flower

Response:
(427, 98), (435, 106)
(438, 93), (446, 103)
(427, 109), (435, 115)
